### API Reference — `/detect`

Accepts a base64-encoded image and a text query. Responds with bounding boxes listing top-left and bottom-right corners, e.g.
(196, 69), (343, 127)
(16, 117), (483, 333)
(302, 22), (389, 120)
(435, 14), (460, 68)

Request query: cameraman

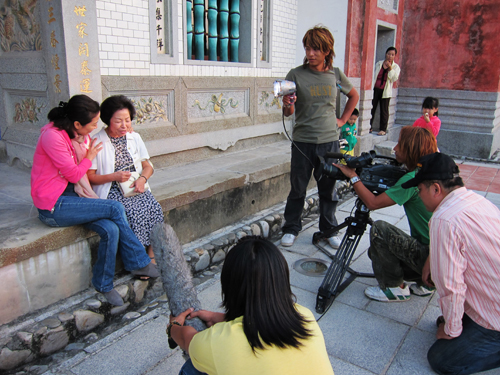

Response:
(281, 25), (359, 248)
(334, 126), (437, 302)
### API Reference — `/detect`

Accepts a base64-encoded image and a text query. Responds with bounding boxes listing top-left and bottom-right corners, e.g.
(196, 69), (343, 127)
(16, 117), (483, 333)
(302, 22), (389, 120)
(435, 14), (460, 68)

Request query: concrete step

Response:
(0, 140), (293, 325)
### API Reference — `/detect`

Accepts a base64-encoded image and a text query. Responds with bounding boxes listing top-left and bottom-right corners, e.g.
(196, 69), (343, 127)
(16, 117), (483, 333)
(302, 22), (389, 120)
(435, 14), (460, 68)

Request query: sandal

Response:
(378, 131), (386, 136)
(436, 315), (445, 327)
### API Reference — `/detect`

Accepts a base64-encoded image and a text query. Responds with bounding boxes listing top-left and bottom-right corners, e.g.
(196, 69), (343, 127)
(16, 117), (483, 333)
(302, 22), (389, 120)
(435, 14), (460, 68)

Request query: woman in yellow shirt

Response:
(168, 236), (334, 375)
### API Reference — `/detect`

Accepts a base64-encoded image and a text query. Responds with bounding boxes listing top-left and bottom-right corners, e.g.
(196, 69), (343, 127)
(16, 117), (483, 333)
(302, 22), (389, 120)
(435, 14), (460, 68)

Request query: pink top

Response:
(429, 187), (500, 337)
(412, 115), (441, 137)
(31, 123), (92, 210)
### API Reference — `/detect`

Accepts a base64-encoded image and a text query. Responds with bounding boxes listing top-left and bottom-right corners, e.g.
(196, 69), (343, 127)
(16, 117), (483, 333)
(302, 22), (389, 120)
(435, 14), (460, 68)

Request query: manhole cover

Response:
(293, 258), (329, 277)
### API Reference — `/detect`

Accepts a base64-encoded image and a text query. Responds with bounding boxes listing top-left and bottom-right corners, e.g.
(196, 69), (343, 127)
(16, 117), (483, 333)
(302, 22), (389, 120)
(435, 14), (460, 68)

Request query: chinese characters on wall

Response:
(156, 0), (166, 54)
(74, 5), (92, 93)
(47, 2), (61, 93)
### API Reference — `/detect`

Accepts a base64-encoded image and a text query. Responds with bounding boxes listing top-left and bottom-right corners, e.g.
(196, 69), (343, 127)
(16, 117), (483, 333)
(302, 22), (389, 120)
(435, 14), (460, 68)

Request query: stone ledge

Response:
(0, 141), (291, 268)
(0, 141), (293, 325)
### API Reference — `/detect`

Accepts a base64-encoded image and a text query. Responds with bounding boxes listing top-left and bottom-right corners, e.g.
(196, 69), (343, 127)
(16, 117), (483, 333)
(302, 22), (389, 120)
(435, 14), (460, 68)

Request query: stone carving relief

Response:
(377, 0), (398, 13)
(258, 91), (281, 109)
(131, 97), (168, 124)
(193, 94), (238, 113)
(193, 93), (239, 114)
(0, 0), (42, 53)
(13, 97), (45, 123)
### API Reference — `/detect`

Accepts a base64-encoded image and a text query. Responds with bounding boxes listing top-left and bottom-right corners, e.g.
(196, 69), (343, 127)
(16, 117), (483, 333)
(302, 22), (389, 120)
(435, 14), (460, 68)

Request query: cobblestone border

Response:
(0, 195), (322, 374)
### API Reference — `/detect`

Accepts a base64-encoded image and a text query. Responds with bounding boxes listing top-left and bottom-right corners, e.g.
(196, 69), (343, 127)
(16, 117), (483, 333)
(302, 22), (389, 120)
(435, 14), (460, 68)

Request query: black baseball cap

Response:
(402, 152), (460, 189)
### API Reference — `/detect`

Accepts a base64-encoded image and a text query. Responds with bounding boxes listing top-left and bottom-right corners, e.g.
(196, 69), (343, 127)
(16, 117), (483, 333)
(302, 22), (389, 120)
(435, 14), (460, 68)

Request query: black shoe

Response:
(131, 262), (160, 278)
(103, 289), (124, 306)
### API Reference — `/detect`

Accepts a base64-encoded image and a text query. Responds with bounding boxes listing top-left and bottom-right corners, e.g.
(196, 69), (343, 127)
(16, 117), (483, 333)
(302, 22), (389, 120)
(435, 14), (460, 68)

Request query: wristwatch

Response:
(350, 176), (361, 185)
(166, 320), (182, 339)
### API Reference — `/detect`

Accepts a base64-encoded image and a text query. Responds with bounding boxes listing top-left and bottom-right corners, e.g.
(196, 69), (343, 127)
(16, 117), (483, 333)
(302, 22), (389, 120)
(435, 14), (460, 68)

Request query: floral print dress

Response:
(107, 136), (164, 246)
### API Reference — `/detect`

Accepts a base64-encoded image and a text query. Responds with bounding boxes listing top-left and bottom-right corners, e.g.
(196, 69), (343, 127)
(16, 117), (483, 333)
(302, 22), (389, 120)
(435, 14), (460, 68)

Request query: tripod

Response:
(313, 198), (375, 314)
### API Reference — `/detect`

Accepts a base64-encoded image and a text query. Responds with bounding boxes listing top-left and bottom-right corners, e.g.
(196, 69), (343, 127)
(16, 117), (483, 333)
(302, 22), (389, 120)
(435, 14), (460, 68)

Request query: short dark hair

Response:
(422, 177), (464, 190)
(302, 25), (335, 70)
(352, 108), (359, 117)
(422, 97), (439, 116)
(100, 95), (136, 126)
(221, 236), (312, 352)
(47, 95), (100, 139)
(386, 46), (397, 55)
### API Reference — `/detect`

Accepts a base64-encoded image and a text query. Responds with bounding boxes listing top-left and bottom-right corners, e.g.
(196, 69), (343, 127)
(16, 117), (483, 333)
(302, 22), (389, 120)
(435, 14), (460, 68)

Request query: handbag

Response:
(119, 172), (149, 198)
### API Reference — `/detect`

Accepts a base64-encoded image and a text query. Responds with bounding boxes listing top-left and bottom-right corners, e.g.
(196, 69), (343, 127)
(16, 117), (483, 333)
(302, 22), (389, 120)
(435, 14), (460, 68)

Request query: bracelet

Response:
(166, 320), (182, 338)
(139, 175), (148, 182)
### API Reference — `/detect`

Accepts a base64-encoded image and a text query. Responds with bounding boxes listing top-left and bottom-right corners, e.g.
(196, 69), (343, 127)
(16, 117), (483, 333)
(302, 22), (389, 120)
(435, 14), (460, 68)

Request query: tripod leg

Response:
(316, 234), (362, 314)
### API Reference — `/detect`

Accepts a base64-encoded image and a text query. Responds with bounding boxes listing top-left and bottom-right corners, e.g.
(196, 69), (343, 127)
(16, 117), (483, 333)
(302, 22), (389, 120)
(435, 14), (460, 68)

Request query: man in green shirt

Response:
(334, 126), (438, 302)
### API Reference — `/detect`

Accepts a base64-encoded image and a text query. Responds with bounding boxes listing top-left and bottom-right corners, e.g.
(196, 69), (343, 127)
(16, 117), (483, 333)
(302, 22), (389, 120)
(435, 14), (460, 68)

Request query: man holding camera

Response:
(402, 152), (500, 375)
(281, 25), (359, 248)
(334, 126), (437, 302)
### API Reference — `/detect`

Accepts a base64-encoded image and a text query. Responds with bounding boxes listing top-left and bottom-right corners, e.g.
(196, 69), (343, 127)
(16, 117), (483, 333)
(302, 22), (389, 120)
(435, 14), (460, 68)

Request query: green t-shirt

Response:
(285, 65), (353, 144)
(340, 122), (357, 151)
(385, 171), (432, 245)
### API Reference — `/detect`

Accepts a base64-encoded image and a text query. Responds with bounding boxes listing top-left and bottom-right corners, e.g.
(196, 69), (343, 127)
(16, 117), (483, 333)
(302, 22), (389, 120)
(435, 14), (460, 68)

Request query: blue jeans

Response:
(179, 359), (206, 375)
(38, 194), (150, 293)
(427, 314), (500, 375)
(283, 141), (339, 236)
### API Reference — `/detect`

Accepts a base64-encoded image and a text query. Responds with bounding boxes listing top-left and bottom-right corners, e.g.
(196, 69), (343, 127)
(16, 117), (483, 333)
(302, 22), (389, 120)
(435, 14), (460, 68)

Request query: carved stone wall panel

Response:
(128, 93), (174, 127)
(0, 0), (42, 54)
(257, 88), (281, 115)
(187, 89), (248, 121)
(9, 93), (48, 126)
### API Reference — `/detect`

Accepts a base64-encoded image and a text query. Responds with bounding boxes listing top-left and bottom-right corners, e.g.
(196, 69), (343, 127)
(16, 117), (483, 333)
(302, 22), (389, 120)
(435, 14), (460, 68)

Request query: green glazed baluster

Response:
(186, 0), (193, 59)
(219, 0), (229, 61)
(193, 0), (205, 60)
(229, 0), (240, 62)
(208, 0), (218, 61)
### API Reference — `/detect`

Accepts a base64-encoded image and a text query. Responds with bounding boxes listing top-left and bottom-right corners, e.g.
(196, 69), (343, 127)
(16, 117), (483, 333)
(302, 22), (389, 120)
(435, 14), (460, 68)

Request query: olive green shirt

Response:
(285, 65), (353, 144)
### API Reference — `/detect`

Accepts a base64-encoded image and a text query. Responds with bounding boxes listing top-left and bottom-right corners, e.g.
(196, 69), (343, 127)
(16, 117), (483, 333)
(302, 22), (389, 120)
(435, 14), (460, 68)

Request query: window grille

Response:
(186, 0), (241, 62)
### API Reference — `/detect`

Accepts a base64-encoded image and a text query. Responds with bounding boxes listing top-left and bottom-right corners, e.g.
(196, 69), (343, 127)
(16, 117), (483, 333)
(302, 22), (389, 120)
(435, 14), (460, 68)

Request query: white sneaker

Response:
(364, 284), (410, 302)
(281, 233), (296, 247)
(328, 236), (342, 249)
(409, 283), (436, 297)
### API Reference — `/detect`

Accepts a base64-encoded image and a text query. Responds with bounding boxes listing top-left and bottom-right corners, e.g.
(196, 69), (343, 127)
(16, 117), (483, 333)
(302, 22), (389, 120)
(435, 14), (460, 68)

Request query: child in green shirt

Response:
(340, 108), (359, 156)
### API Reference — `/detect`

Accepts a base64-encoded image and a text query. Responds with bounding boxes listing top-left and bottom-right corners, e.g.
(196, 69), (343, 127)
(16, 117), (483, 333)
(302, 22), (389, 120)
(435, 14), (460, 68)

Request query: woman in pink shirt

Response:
(31, 95), (158, 306)
(412, 97), (441, 137)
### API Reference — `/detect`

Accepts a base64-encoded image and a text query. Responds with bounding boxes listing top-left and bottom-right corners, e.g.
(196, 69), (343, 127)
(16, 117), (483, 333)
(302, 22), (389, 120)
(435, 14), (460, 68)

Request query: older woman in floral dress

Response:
(88, 95), (164, 263)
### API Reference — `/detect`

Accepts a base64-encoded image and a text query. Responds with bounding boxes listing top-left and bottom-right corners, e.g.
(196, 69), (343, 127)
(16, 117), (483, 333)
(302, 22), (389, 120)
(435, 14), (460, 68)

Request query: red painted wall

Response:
(345, 0), (405, 91)
(400, 0), (500, 92)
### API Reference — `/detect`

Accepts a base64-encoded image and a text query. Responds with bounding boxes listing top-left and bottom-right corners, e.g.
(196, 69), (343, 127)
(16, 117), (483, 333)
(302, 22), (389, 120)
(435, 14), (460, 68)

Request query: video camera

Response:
(317, 151), (406, 193)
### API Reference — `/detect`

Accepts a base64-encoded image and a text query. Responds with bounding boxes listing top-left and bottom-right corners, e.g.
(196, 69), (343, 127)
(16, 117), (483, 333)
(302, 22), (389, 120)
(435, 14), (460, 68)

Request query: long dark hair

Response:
(47, 95), (100, 139)
(221, 236), (312, 352)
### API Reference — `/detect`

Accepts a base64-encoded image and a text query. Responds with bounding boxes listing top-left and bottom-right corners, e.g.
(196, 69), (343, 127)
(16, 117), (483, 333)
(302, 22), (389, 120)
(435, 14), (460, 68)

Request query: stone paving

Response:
(2, 158), (500, 374)
(38, 166), (500, 374)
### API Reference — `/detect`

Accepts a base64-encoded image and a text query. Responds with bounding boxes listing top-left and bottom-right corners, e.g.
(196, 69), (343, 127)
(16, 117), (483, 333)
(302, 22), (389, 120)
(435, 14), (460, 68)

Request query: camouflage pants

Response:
(368, 220), (429, 289)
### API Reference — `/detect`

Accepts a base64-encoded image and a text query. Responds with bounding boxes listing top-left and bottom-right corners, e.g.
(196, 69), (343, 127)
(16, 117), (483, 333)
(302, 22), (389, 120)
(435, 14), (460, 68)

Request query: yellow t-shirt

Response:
(188, 304), (334, 375)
